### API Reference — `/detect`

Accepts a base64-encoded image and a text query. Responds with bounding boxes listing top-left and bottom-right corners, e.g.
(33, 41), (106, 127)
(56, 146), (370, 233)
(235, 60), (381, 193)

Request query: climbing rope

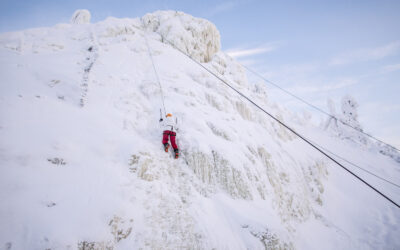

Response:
(142, 29), (167, 117)
(158, 34), (400, 209)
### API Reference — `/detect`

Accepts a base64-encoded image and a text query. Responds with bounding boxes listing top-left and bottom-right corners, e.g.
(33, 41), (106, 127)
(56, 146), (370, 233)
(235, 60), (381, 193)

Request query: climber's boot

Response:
(174, 148), (179, 159)
(164, 143), (170, 152)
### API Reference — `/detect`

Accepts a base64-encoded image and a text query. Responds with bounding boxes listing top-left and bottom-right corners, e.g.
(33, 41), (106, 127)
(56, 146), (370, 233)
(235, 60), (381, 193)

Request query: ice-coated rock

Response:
(141, 11), (220, 63)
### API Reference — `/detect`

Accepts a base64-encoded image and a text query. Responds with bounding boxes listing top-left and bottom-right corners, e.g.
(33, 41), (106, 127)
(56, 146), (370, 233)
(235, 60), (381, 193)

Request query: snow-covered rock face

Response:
(71, 9), (91, 24)
(0, 10), (399, 250)
(141, 11), (220, 63)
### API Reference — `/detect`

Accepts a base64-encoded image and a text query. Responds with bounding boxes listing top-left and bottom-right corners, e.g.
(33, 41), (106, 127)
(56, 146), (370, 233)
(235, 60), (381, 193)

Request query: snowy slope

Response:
(0, 10), (399, 250)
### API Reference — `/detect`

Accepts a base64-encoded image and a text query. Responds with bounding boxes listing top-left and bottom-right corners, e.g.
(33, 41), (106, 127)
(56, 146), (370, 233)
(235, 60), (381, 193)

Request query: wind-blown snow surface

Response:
(0, 10), (399, 249)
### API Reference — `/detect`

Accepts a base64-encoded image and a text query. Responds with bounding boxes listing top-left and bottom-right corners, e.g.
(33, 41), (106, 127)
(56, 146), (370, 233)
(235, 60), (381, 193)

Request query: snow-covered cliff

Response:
(0, 10), (399, 249)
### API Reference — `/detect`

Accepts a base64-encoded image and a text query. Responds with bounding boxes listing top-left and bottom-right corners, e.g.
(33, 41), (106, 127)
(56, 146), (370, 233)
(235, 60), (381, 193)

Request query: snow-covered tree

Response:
(325, 95), (362, 133)
(324, 95), (366, 146)
(324, 95), (400, 162)
(340, 95), (361, 130)
(324, 98), (339, 131)
(71, 9), (91, 24)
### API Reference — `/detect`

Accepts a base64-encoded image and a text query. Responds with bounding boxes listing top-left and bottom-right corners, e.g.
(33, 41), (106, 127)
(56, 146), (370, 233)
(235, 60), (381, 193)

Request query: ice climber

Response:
(160, 113), (179, 159)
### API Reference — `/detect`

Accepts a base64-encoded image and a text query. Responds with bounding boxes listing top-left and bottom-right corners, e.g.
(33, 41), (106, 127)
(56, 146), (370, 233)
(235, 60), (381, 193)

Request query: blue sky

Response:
(1, 0), (399, 148)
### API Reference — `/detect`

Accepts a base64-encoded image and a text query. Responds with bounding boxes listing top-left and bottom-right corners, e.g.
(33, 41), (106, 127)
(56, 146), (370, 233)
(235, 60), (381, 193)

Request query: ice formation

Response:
(0, 10), (399, 250)
(141, 11), (220, 63)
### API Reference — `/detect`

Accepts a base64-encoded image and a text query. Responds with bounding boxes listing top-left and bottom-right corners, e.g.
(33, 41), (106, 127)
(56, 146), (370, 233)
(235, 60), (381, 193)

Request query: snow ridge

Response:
(0, 10), (399, 250)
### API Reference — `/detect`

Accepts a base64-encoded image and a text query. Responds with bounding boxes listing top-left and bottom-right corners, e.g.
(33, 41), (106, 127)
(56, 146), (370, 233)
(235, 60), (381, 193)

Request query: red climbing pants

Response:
(162, 130), (178, 150)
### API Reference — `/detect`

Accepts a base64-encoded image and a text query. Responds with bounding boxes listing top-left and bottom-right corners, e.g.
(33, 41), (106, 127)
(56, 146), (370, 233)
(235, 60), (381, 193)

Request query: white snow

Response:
(142, 10), (220, 63)
(71, 9), (91, 25)
(0, 10), (399, 249)
(324, 95), (400, 163)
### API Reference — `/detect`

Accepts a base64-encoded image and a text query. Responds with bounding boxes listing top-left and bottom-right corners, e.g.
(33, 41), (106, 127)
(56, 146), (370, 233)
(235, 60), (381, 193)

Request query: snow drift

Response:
(0, 10), (399, 250)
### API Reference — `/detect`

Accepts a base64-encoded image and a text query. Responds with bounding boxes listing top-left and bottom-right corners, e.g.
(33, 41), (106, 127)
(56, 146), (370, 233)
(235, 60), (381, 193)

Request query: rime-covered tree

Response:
(324, 98), (338, 131)
(324, 95), (365, 142)
(340, 95), (361, 131)
(71, 9), (91, 24)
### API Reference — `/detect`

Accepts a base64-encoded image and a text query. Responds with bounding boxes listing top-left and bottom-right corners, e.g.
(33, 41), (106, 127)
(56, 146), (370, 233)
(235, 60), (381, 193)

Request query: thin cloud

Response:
(288, 78), (359, 95)
(380, 63), (400, 73)
(254, 62), (322, 83)
(280, 63), (320, 76)
(330, 41), (400, 65)
(235, 58), (257, 66)
(226, 44), (278, 58)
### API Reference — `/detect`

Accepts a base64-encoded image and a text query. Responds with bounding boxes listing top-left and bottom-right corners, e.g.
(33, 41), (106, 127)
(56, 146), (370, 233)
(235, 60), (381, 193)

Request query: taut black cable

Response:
(160, 35), (400, 208)
(309, 139), (400, 189)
